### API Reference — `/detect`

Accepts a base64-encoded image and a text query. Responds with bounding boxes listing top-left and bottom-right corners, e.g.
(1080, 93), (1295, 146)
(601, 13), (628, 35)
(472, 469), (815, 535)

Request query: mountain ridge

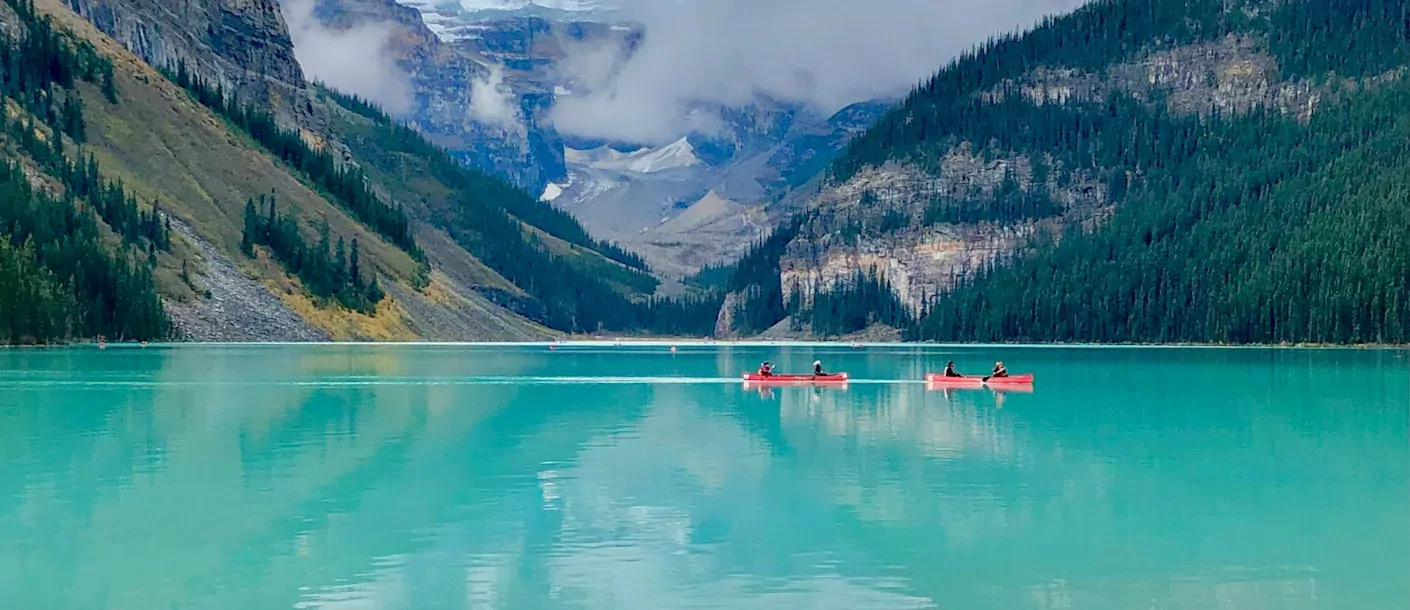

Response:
(712, 0), (1410, 344)
(1, 0), (716, 344)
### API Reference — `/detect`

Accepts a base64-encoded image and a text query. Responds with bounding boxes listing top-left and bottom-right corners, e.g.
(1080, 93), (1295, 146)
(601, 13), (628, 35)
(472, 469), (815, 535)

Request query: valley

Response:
(1, 0), (1405, 346)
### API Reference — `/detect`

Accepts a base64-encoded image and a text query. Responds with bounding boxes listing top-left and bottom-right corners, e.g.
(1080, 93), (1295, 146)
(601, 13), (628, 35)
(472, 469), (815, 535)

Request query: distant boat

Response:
(924, 373), (1034, 387)
(741, 372), (849, 383)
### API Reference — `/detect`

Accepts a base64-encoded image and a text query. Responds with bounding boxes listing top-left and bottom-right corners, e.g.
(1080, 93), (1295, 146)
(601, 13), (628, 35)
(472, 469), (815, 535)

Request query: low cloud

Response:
(550, 0), (1084, 144)
(281, 0), (414, 116)
(469, 64), (526, 133)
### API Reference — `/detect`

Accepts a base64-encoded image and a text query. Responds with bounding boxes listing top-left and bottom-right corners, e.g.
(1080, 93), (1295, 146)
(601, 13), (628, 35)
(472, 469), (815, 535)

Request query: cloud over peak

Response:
(549, 0), (1085, 144)
(282, 0), (415, 116)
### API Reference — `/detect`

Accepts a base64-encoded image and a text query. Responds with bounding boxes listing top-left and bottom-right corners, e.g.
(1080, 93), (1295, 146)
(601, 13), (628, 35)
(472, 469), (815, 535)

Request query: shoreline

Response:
(5, 339), (1408, 350)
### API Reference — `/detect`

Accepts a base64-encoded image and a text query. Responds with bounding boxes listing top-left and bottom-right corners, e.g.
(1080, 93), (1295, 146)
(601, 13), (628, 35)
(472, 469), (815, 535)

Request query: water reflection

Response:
(0, 345), (1405, 610)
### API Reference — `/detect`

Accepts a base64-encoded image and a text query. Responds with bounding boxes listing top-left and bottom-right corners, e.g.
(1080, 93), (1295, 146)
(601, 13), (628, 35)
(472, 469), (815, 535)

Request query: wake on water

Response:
(0, 376), (923, 388)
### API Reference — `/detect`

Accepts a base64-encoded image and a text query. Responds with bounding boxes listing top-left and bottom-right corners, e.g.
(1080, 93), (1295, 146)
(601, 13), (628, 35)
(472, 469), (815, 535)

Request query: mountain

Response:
(307, 0), (889, 276)
(309, 0), (578, 190)
(0, 0), (715, 344)
(398, 0), (620, 38)
(545, 98), (893, 277)
(714, 0), (1410, 344)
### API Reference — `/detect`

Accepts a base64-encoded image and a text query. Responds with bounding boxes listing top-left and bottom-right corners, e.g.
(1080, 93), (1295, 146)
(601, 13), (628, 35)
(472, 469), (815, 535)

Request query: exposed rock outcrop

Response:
(164, 220), (329, 342)
(782, 146), (1107, 314)
(62, 0), (309, 125)
(771, 31), (1404, 321)
(310, 0), (575, 190)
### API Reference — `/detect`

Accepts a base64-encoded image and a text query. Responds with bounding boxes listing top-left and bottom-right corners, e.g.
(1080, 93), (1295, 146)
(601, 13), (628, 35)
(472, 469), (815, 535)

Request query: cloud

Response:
(550, 0), (1085, 144)
(469, 64), (526, 133)
(280, 0), (415, 116)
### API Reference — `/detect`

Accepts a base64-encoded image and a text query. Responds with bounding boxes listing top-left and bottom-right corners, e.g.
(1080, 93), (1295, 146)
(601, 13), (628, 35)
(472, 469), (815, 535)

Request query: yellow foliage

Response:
(278, 289), (420, 342)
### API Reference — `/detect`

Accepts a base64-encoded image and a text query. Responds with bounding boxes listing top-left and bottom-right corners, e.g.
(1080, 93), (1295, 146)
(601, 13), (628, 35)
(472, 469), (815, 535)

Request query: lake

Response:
(1, 344), (1406, 610)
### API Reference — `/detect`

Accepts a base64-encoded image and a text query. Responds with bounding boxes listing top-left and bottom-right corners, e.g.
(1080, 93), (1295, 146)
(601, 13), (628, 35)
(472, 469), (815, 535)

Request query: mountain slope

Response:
(4, 0), (712, 344)
(316, 0), (891, 276)
(29, 0), (553, 341)
(716, 0), (1410, 344)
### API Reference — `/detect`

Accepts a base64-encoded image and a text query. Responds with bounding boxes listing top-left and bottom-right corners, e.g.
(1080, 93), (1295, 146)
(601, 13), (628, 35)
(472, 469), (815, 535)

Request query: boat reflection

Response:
(743, 380), (850, 397)
(925, 381), (1034, 395)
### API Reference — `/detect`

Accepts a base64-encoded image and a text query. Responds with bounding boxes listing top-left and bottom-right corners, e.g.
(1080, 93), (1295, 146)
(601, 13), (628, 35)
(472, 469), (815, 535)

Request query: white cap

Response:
(813, 360), (821, 365)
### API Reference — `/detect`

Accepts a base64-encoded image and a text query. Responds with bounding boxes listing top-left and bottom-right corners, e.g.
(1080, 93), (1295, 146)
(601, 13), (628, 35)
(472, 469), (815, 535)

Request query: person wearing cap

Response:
(757, 361), (774, 377)
(813, 360), (825, 376)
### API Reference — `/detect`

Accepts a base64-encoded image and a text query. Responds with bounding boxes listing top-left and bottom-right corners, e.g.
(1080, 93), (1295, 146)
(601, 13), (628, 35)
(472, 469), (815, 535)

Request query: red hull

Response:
(924, 373), (1034, 385)
(742, 373), (849, 383)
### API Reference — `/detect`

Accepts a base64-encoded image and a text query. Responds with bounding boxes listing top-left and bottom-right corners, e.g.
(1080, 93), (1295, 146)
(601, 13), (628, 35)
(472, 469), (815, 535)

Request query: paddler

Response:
(941, 361), (962, 377)
(989, 361), (1009, 378)
(813, 360), (825, 376)
(758, 361), (774, 377)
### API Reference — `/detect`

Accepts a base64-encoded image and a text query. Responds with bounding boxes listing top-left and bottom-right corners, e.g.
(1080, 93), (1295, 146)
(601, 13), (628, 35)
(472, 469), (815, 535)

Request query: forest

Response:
(167, 63), (425, 262)
(241, 196), (385, 315)
(0, 0), (168, 343)
(716, 0), (1410, 343)
(323, 89), (721, 336)
(917, 78), (1410, 344)
(321, 87), (650, 272)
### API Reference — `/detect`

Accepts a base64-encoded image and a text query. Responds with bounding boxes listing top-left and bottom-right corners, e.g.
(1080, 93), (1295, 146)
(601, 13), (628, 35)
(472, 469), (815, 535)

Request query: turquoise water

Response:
(1, 344), (1406, 610)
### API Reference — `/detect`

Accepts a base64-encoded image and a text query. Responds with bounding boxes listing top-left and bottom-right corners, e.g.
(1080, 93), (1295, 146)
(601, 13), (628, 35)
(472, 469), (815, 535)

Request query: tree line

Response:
(241, 196), (385, 315)
(916, 78), (1410, 344)
(323, 87), (725, 336)
(713, 0), (1410, 344)
(166, 62), (424, 262)
(0, 0), (168, 343)
(321, 87), (651, 272)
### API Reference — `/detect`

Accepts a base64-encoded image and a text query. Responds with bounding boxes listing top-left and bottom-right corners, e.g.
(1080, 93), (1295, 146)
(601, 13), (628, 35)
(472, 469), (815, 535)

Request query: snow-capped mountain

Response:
(564, 138), (702, 175)
(540, 99), (890, 276)
(318, 0), (887, 275)
(396, 0), (619, 40)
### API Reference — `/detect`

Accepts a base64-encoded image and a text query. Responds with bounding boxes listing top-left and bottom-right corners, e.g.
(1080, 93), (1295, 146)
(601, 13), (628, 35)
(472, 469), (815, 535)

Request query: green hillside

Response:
(320, 88), (720, 336)
(0, 0), (718, 343)
(0, 0), (166, 343)
(719, 0), (1410, 344)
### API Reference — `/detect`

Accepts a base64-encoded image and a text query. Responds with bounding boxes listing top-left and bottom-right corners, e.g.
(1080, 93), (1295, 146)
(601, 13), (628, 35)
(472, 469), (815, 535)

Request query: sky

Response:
(284, 0), (1086, 144)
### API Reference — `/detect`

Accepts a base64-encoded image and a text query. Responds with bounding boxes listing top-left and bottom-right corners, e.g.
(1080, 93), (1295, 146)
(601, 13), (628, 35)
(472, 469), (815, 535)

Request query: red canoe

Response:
(742, 372), (849, 383)
(924, 373), (1034, 386)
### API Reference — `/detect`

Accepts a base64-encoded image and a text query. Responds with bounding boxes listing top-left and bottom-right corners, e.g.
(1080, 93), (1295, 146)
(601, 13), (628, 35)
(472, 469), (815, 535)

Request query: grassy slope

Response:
(36, 0), (551, 340)
(321, 105), (523, 295)
(324, 100), (659, 298)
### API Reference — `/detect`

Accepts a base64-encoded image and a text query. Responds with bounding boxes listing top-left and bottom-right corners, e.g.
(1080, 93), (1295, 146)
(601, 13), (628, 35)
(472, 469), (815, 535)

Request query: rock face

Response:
(548, 97), (892, 276)
(310, 0), (589, 190)
(312, 0), (890, 273)
(981, 34), (1323, 121)
(771, 31), (1392, 320)
(62, 0), (308, 124)
(780, 147), (1107, 315)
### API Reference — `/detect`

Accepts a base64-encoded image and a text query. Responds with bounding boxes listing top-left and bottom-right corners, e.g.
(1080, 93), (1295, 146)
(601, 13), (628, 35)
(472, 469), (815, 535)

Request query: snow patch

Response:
(563, 137), (701, 174)
(395, 1), (617, 40)
(539, 182), (564, 202)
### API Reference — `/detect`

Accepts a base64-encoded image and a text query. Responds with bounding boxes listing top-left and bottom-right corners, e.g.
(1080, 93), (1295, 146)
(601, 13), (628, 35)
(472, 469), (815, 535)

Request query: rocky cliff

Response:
(309, 0), (596, 190)
(769, 30), (1389, 320)
(62, 0), (309, 124)
(310, 0), (891, 275)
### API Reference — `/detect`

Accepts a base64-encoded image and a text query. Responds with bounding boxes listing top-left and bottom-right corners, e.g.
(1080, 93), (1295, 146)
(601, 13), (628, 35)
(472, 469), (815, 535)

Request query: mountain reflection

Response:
(0, 345), (1404, 610)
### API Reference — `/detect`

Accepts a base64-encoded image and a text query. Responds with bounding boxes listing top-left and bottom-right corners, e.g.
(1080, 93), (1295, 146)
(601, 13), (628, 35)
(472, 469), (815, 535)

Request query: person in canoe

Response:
(813, 360), (825, 376)
(983, 361), (1009, 381)
(940, 361), (962, 377)
(757, 361), (774, 377)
